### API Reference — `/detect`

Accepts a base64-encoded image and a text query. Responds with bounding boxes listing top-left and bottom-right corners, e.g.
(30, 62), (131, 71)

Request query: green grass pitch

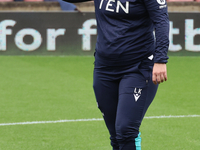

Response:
(0, 56), (199, 150)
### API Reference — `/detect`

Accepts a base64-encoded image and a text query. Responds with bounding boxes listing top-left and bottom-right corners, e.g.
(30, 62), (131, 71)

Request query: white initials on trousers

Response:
(133, 88), (142, 102)
(134, 88), (142, 94)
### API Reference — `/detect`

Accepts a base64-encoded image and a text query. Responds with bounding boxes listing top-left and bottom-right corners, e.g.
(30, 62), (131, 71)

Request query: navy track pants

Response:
(93, 58), (158, 150)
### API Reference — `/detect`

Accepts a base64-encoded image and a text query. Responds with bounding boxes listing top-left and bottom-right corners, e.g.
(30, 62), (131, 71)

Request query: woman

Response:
(63, 0), (169, 149)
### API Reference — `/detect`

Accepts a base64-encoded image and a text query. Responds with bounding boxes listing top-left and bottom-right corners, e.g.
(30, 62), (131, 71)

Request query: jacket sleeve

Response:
(62, 0), (91, 3)
(143, 0), (169, 63)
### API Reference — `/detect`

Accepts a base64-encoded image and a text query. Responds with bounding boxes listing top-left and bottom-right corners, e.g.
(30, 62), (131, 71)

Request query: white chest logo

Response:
(133, 88), (142, 102)
(99, 0), (129, 14)
(157, 0), (165, 5)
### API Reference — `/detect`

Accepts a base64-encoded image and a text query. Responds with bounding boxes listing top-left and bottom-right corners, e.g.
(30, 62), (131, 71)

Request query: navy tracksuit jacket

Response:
(62, 0), (169, 149)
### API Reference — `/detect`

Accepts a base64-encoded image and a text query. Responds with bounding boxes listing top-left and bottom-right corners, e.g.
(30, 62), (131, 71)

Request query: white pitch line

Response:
(0, 115), (199, 126)
(144, 114), (200, 119)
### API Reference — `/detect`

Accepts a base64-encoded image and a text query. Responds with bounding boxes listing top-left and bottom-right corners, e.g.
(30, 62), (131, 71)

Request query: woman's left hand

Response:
(152, 63), (167, 85)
